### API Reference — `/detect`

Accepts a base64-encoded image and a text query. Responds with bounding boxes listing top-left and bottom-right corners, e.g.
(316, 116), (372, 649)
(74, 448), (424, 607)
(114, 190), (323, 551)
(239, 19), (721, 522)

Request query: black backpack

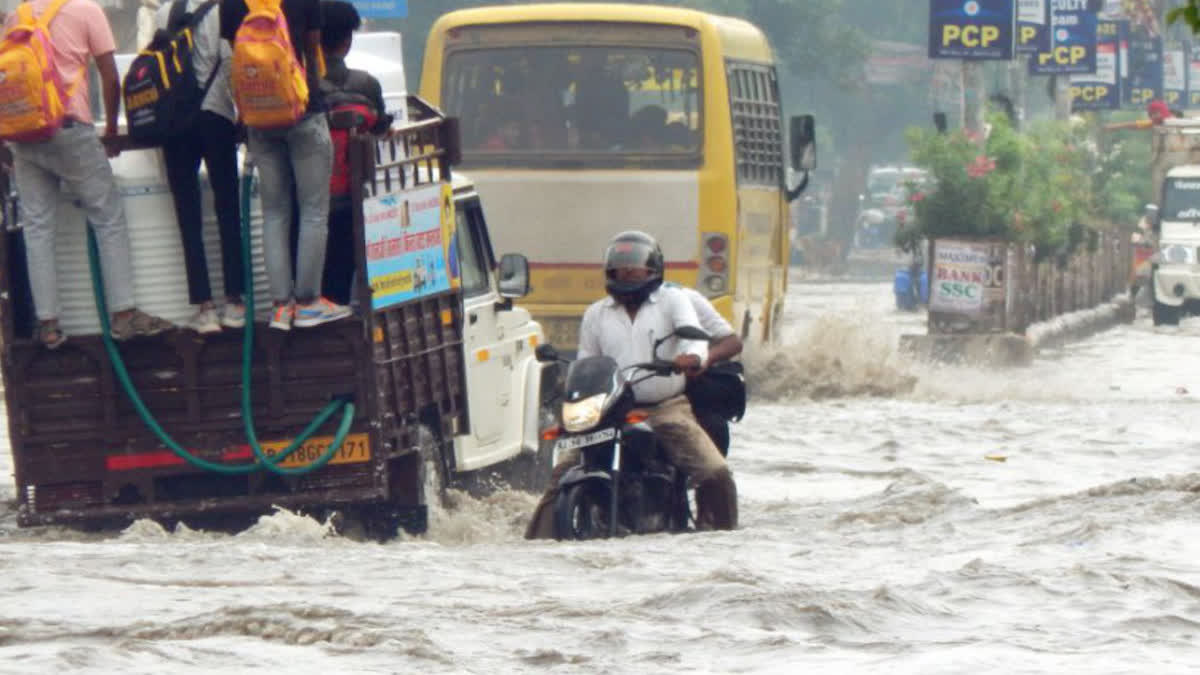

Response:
(122, 0), (220, 145)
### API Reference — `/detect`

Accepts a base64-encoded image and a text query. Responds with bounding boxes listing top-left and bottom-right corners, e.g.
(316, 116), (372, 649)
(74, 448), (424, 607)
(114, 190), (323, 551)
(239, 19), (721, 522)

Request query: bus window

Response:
(443, 44), (702, 163)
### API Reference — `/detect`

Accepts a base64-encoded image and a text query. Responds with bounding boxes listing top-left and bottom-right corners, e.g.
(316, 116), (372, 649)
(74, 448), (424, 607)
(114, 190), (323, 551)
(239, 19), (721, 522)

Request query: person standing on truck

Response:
(221, 0), (346, 330)
(157, 0), (245, 334)
(318, 0), (391, 308)
(3, 0), (173, 349)
(525, 230), (739, 538)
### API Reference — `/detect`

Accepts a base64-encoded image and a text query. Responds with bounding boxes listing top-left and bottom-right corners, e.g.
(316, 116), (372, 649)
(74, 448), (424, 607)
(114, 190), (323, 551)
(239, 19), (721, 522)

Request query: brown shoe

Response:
(110, 309), (172, 341)
(38, 320), (67, 350)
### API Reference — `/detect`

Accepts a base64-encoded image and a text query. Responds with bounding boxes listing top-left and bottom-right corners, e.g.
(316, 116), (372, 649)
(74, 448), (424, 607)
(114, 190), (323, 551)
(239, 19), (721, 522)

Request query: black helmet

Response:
(604, 230), (664, 304)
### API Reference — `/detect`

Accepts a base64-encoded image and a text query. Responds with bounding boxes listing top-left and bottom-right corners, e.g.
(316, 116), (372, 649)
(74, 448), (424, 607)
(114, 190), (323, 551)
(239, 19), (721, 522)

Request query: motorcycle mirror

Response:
(535, 343), (560, 363)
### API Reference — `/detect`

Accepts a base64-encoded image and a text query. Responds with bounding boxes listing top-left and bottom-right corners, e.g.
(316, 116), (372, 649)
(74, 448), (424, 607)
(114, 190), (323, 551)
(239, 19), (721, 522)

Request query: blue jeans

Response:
(247, 114), (333, 304)
(12, 124), (135, 321)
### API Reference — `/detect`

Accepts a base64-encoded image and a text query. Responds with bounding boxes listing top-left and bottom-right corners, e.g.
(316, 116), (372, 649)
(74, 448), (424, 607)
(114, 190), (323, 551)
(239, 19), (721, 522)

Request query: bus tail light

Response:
(701, 233), (729, 298)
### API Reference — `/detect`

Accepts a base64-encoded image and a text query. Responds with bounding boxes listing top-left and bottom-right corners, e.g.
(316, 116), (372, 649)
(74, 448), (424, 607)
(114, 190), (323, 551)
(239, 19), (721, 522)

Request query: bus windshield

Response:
(443, 44), (702, 165)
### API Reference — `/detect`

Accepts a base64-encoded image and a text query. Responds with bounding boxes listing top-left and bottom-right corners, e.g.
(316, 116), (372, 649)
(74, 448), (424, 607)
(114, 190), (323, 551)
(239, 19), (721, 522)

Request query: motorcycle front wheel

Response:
(554, 482), (612, 541)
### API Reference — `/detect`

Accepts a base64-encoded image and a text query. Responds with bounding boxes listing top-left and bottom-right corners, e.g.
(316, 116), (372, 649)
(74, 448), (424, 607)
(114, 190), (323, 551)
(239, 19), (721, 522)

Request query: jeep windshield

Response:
(1162, 177), (1200, 221)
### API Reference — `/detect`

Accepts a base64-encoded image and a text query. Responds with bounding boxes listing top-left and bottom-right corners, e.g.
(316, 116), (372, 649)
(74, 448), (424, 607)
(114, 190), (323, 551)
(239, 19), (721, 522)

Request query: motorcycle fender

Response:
(558, 466), (612, 490)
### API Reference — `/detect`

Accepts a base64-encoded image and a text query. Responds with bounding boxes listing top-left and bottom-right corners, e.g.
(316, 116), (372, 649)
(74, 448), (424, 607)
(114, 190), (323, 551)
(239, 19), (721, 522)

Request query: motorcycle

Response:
(535, 326), (712, 541)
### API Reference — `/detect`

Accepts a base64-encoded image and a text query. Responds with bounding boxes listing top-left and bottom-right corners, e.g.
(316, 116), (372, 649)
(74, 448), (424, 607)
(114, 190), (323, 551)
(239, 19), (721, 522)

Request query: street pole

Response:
(963, 60), (985, 133)
(1009, 55), (1026, 127)
(1054, 75), (1072, 120)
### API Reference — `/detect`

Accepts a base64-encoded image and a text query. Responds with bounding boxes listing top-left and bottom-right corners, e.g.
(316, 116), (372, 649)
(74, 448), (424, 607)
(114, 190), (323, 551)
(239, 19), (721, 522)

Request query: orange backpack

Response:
(0, 0), (80, 142)
(230, 0), (308, 129)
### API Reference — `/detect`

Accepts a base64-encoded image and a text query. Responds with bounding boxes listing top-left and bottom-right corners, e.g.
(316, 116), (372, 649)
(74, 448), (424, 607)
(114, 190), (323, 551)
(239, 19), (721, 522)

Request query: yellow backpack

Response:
(0, 0), (80, 142)
(230, 0), (308, 129)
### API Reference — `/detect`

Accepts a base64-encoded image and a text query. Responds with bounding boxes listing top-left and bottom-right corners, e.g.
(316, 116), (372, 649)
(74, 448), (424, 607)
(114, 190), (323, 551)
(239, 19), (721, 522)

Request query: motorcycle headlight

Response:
(1160, 243), (1197, 265)
(562, 393), (607, 432)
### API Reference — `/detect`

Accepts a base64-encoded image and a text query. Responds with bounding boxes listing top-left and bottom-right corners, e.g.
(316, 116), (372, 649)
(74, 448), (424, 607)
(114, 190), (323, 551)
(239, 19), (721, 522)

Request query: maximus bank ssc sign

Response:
(929, 0), (1016, 61)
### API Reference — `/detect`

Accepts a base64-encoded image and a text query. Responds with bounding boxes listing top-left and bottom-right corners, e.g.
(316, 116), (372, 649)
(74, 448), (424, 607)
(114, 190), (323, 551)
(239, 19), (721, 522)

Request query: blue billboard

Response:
(929, 0), (1017, 60)
(1017, 0), (1051, 54)
(1125, 28), (1163, 108)
(1071, 20), (1122, 111)
(1029, 0), (1098, 75)
(1163, 41), (1189, 110)
(350, 0), (407, 19)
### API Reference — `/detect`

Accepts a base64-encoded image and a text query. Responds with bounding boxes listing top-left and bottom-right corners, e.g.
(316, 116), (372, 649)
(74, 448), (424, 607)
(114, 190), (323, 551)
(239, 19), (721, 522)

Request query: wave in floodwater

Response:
(746, 313), (917, 401)
(749, 306), (1189, 404)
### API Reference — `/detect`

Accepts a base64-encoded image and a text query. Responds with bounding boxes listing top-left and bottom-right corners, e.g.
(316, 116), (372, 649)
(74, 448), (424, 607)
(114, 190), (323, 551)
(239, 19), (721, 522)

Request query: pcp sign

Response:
(929, 0), (1016, 60)
(1071, 20), (1121, 111)
(1124, 27), (1163, 108)
(1017, 0), (1050, 54)
(1029, 0), (1099, 75)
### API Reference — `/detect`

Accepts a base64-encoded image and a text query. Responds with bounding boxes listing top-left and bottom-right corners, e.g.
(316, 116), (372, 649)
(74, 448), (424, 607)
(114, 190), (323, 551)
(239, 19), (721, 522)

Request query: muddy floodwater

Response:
(1, 280), (1198, 674)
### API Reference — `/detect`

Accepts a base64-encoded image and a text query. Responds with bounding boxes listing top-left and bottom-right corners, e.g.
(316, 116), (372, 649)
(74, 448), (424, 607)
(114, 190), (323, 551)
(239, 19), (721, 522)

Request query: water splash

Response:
(747, 313), (918, 400)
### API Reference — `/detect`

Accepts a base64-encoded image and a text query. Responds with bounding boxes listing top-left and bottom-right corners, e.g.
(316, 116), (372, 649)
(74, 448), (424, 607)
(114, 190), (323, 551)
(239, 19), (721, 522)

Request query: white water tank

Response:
(52, 148), (273, 337)
(345, 32), (408, 126)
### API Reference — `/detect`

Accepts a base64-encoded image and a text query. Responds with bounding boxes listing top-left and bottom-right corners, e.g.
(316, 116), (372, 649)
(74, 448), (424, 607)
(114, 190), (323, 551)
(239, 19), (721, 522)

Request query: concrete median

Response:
(900, 294), (1134, 367)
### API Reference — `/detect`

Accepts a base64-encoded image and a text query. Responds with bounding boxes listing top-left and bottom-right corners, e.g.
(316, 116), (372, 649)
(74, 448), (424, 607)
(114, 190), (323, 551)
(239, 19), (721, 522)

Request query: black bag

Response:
(686, 360), (746, 423)
(122, 0), (220, 145)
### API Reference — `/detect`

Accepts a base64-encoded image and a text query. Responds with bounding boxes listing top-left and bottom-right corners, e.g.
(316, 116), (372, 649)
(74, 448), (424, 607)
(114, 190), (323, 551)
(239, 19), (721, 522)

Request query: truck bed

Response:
(3, 292), (466, 529)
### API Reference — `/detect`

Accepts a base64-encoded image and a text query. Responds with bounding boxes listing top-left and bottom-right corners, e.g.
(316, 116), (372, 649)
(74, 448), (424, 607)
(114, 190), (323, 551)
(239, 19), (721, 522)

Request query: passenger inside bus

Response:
(630, 105), (668, 150)
(481, 98), (524, 151)
(444, 45), (700, 157)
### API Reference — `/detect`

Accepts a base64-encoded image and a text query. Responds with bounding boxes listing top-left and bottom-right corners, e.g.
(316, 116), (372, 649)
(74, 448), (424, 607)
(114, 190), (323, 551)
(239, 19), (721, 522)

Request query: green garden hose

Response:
(234, 163), (355, 475)
(83, 161), (354, 476)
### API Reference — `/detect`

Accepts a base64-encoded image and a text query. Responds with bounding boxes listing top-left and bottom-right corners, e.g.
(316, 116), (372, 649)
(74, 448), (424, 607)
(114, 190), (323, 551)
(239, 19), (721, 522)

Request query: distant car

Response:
(855, 165), (929, 249)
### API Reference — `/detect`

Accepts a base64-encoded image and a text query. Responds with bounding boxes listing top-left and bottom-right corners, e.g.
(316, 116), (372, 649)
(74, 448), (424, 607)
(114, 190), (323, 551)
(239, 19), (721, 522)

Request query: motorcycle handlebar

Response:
(627, 360), (678, 376)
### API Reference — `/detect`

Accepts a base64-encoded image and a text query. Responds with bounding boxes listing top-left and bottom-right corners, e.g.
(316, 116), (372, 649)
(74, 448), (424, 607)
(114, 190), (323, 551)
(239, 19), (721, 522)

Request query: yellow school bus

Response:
(420, 3), (815, 349)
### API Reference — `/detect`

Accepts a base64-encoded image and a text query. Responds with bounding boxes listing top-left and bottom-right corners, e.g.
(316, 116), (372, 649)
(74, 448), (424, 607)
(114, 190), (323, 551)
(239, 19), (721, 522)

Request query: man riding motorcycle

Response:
(524, 231), (740, 538)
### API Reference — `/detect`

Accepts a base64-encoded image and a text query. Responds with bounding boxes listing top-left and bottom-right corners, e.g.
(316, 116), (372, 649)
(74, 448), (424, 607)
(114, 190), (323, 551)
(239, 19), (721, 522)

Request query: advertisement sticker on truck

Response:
(364, 184), (453, 309)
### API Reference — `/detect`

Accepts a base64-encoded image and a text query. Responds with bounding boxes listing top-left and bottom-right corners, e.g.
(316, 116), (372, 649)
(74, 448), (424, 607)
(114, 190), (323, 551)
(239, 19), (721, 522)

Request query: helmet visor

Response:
(604, 240), (657, 272)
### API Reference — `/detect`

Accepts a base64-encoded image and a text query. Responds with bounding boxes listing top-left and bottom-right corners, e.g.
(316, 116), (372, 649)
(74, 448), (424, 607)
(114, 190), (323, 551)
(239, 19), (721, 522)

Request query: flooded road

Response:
(2, 281), (1199, 674)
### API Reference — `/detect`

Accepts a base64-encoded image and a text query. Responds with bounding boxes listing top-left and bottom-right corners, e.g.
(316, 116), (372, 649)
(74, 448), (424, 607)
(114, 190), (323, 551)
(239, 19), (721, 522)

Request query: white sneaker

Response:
(187, 307), (221, 334)
(220, 302), (246, 329)
(293, 298), (352, 328)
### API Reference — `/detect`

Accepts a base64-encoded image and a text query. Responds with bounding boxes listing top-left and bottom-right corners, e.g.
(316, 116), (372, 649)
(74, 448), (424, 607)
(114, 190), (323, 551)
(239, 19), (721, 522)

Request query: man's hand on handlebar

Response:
(673, 353), (703, 377)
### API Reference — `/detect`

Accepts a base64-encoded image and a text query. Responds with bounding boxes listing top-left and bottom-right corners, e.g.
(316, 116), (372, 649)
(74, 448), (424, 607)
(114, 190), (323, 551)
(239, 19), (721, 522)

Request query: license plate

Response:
(554, 428), (616, 453)
(259, 433), (371, 469)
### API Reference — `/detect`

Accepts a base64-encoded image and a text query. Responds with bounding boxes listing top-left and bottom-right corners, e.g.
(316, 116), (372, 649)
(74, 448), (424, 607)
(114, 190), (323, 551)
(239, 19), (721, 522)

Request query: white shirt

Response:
(667, 283), (735, 339)
(155, 0), (235, 122)
(577, 287), (709, 404)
